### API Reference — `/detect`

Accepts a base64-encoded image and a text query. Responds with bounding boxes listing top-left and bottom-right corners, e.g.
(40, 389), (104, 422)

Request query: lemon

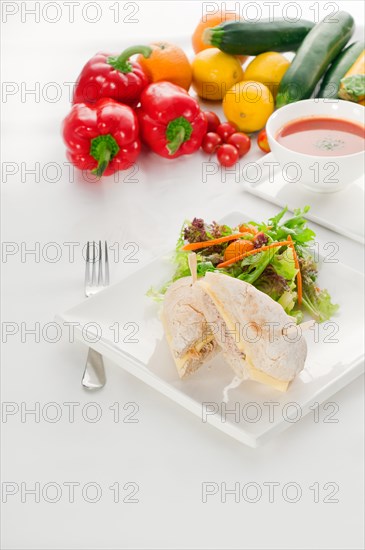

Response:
(192, 48), (244, 100)
(223, 81), (274, 133)
(244, 52), (290, 98)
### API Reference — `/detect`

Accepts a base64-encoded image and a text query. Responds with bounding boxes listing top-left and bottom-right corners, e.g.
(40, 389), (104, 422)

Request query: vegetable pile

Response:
(204, 10), (363, 108)
(62, 42), (208, 177)
(61, 8), (364, 178)
(150, 207), (339, 324)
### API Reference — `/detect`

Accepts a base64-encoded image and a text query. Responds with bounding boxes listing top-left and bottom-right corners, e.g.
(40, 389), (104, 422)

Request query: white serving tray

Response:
(243, 153), (364, 244)
(57, 212), (364, 447)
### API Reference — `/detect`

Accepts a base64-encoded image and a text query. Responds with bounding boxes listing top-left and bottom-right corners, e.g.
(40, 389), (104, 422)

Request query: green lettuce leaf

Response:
(271, 247), (297, 281)
(252, 206), (316, 248)
(254, 248), (298, 315)
(300, 254), (339, 322)
(238, 247), (280, 284)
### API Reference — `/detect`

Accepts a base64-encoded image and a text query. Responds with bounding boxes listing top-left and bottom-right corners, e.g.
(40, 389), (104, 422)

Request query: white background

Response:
(1, 1), (364, 549)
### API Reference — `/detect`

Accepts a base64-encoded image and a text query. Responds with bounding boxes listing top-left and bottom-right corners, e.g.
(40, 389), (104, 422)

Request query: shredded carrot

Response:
(182, 233), (251, 251)
(238, 224), (257, 235)
(287, 235), (302, 305)
(238, 224), (272, 234)
(217, 240), (291, 268)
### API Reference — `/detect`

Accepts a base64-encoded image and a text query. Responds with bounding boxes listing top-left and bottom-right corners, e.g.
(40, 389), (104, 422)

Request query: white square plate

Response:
(56, 213), (364, 447)
(243, 153), (365, 244)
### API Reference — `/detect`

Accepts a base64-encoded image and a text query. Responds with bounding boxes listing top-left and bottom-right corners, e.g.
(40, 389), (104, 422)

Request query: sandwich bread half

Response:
(162, 276), (219, 379)
(197, 272), (307, 391)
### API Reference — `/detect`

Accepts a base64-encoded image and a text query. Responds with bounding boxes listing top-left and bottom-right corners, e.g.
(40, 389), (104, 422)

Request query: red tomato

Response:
(204, 111), (221, 133)
(257, 129), (271, 153)
(227, 132), (251, 157)
(217, 144), (239, 167)
(216, 122), (237, 142)
(201, 132), (222, 154)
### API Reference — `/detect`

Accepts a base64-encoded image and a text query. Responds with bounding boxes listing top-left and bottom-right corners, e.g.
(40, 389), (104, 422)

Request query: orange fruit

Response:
(137, 42), (192, 91)
(224, 240), (254, 262)
(192, 10), (246, 64)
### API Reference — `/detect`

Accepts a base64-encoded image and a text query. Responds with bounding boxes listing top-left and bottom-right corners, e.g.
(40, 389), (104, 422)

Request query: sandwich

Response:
(196, 272), (307, 391)
(161, 276), (219, 379)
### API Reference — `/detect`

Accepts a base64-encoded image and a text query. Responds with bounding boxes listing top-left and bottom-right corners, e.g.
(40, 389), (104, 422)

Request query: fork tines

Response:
(85, 241), (109, 296)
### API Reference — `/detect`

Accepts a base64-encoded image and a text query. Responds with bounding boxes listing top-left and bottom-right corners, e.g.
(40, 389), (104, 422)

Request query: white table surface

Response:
(1, 2), (364, 549)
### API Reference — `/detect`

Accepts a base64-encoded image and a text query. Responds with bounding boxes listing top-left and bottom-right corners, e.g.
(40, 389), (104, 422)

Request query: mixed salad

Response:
(151, 207), (339, 323)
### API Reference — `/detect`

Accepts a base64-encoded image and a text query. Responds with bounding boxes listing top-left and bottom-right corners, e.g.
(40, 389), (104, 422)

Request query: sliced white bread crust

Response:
(197, 272), (307, 389)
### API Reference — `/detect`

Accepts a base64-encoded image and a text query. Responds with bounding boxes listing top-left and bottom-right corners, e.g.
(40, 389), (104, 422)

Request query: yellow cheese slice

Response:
(195, 335), (214, 353)
(248, 366), (289, 392)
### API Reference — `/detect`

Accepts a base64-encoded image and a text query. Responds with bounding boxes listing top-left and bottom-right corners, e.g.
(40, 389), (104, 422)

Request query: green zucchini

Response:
(204, 18), (315, 56)
(276, 11), (354, 108)
(317, 41), (364, 98)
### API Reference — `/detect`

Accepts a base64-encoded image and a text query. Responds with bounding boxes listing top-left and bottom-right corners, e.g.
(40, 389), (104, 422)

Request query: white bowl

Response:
(266, 99), (365, 193)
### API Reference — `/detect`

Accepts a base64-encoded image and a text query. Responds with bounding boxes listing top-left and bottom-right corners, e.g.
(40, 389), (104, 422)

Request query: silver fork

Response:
(81, 241), (109, 390)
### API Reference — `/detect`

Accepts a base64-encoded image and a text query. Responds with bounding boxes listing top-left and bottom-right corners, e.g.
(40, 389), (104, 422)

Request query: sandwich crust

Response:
(197, 272), (307, 386)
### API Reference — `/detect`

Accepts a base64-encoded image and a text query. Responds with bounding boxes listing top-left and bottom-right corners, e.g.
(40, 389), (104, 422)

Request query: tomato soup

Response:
(276, 116), (365, 156)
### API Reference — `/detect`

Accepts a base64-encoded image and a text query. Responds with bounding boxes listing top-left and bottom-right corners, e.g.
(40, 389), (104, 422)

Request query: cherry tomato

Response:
(227, 132), (251, 157)
(201, 132), (222, 154)
(216, 122), (237, 142)
(257, 128), (271, 153)
(204, 111), (221, 133)
(216, 144), (239, 167)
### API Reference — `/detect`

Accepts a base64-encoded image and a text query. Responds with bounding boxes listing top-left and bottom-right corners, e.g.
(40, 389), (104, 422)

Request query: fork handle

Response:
(82, 348), (106, 390)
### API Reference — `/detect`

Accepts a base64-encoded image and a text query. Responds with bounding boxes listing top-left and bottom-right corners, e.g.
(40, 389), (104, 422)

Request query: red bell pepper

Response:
(62, 98), (140, 177)
(137, 82), (208, 158)
(73, 45), (151, 107)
